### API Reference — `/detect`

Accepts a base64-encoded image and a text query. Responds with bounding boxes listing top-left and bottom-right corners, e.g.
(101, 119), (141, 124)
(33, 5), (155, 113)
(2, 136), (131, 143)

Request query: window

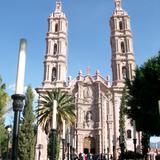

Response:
(127, 130), (132, 139)
(122, 66), (127, 79)
(119, 21), (123, 30)
(121, 42), (125, 53)
(53, 44), (57, 55)
(55, 23), (59, 32)
(51, 67), (57, 81)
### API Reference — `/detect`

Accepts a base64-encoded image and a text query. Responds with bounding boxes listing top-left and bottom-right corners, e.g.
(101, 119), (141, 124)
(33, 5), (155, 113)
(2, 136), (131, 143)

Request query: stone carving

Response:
(86, 111), (92, 122)
(83, 86), (92, 98)
(83, 86), (94, 103)
(105, 91), (112, 101)
(83, 111), (94, 128)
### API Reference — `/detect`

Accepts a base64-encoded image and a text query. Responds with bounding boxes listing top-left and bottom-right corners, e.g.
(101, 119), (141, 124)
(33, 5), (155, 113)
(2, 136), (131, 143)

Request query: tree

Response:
(119, 87), (126, 159)
(36, 88), (76, 135)
(0, 118), (8, 159)
(126, 52), (160, 135)
(0, 76), (9, 158)
(0, 76), (9, 117)
(35, 88), (76, 158)
(141, 132), (150, 158)
(18, 86), (36, 160)
(126, 52), (160, 157)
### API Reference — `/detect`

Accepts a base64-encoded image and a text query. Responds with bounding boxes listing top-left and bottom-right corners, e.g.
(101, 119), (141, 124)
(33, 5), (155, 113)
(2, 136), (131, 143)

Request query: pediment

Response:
(83, 75), (94, 84)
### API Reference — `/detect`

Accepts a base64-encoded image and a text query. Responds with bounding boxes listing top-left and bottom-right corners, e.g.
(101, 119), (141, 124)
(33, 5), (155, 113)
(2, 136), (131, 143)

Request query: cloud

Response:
(7, 83), (15, 91)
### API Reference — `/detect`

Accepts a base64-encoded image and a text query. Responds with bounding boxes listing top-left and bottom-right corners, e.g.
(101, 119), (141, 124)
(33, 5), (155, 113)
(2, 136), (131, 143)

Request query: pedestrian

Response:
(79, 153), (82, 160)
(84, 154), (88, 160)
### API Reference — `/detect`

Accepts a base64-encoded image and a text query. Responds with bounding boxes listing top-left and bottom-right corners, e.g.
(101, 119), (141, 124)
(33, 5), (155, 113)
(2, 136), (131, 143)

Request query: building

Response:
(35, 0), (140, 159)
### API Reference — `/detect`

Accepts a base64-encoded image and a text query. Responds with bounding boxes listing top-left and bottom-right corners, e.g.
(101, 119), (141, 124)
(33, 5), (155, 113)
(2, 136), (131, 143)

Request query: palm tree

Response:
(35, 88), (76, 135)
(36, 89), (76, 159)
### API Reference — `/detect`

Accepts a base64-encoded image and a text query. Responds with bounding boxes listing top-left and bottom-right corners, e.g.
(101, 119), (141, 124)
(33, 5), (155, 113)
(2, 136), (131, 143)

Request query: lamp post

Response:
(133, 120), (137, 160)
(67, 142), (70, 160)
(72, 132), (75, 160)
(62, 120), (65, 160)
(37, 144), (43, 160)
(70, 128), (73, 160)
(70, 145), (73, 160)
(51, 100), (57, 160)
(126, 106), (137, 160)
(67, 127), (70, 160)
(62, 139), (65, 160)
(119, 134), (124, 160)
(112, 135), (116, 160)
(107, 147), (109, 160)
(158, 100), (160, 115)
(11, 39), (27, 160)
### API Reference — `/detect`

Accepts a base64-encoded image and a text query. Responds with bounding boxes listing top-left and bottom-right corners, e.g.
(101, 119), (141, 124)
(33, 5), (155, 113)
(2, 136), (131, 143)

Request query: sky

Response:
(0, 0), (160, 141)
(0, 0), (160, 94)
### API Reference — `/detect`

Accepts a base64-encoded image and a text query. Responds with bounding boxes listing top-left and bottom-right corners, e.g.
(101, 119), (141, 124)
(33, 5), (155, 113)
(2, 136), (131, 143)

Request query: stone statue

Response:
(86, 111), (92, 122)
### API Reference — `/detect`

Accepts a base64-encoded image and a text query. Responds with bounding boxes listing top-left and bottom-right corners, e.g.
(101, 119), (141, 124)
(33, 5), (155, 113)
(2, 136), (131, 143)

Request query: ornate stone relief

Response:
(83, 86), (94, 103)
(84, 86), (92, 97)
(105, 90), (112, 102)
(83, 110), (94, 128)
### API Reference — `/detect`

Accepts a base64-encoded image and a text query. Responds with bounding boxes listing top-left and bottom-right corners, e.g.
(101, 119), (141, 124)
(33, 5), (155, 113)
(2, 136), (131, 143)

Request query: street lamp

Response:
(62, 120), (65, 160)
(5, 125), (12, 160)
(158, 100), (160, 115)
(67, 143), (70, 160)
(11, 39), (27, 160)
(133, 120), (137, 160)
(50, 100), (57, 160)
(37, 144), (43, 160)
(127, 106), (137, 160)
(112, 135), (116, 160)
(71, 129), (75, 160)
(70, 144), (72, 160)
(70, 128), (73, 160)
(67, 127), (70, 160)
(107, 147), (109, 160)
(119, 135), (125, 160)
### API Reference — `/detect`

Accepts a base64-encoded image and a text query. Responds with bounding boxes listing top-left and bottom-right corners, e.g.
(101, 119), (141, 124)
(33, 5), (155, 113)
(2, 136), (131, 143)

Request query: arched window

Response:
(122, 66), (127, 79)
(119, 21), (123, 30)
(127, 130), (132, 139)
(53, 44), (57, 55)
(55, 23), (59, 32)
(121, 42), (125, 53)
(51, 67), (57, 81)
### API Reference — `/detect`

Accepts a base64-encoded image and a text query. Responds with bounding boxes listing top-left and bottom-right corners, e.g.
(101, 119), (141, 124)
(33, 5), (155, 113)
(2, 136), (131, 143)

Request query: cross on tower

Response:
(115, 0), (122, 10)
(55, 1), (62, 12)
(86, 66), (91, 75)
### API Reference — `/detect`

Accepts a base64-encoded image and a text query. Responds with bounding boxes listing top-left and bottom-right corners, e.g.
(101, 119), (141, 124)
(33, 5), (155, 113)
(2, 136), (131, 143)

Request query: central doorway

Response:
(83, 137), (96, 154)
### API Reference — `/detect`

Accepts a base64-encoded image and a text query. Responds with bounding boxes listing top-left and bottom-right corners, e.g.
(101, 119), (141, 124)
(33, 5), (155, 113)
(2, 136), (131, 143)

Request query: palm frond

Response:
(35, 89), (76, 135)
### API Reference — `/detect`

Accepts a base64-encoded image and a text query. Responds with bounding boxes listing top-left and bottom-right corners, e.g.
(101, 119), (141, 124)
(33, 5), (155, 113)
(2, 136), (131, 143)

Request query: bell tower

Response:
(110, 0), (135, 87)
(110, 1), (136, 159)
(35, 2), (68, 160)
(43, 1), (68, 88)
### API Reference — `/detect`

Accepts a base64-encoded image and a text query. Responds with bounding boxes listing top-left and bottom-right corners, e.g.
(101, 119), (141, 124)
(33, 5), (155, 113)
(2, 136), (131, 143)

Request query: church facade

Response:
(35, 1), (141, 160)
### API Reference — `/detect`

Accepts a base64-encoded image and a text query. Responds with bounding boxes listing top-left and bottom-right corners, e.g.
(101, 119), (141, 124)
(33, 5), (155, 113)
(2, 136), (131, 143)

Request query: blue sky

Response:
(0, 0), (160, 95)
(0, 0), (160, 140)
